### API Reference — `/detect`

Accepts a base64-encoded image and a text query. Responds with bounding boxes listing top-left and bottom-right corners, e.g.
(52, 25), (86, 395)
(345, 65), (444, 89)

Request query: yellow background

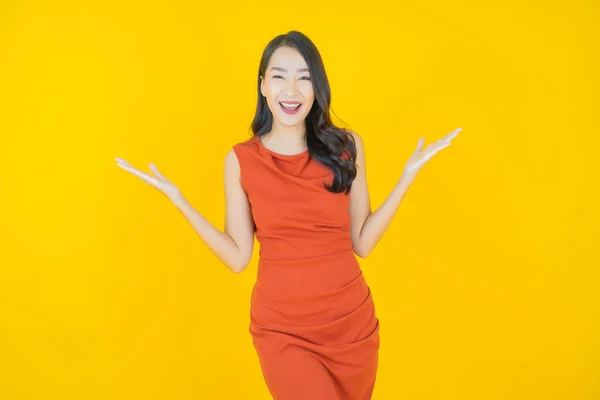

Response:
(1, 1), (598, 399)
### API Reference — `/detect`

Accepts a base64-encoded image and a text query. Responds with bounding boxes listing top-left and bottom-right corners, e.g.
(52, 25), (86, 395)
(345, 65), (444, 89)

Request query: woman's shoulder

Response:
(233, 135), (260, 151)
(230, 135), (261, 163)
(235, 135), (260, 146)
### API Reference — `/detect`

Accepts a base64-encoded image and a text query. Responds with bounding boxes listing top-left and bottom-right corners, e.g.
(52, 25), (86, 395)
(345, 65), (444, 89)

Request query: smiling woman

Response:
(115, 29), (461, 400)
(251, 35), (358, 194)
(231, 31), (380, 400)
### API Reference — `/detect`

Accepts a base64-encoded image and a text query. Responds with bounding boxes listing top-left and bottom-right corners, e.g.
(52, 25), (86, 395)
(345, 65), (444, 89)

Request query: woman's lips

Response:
(279, 102), (302, 115)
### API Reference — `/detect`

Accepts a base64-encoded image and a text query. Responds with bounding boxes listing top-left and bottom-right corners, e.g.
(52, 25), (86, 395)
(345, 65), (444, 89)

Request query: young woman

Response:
(116, 30), (461, 400)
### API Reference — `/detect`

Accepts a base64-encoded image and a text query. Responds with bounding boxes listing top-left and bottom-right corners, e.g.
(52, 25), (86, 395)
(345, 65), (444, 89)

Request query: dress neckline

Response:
(258, 136), (309, 159)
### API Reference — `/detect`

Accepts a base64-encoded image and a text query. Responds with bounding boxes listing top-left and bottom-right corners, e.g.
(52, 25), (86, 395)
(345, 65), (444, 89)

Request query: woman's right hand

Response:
(115, 157), (185, 204)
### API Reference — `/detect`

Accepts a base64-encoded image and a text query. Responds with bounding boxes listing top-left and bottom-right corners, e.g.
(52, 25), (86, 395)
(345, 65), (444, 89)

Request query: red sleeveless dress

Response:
(233, 135), (380, 400)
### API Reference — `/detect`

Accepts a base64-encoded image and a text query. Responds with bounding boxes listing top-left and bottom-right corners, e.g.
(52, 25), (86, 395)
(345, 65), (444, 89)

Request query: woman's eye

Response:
(272, 75), (310, 81)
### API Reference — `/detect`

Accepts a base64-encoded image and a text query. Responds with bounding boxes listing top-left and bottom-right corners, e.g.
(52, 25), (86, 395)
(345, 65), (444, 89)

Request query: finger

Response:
(115, 157), (133, 168)
(438, 129), (461, 146)
(445, 127), (462, 141)
(117, 164), (159, 186)
(149, 163), (168, 182)
(436, 140), (452, 150)
(433, 143), (451, 156)
(415, 137), (425, 151)
(426, 142), (451, 157)
(441, 137), (453, 146)
(116, 159), (162, 186)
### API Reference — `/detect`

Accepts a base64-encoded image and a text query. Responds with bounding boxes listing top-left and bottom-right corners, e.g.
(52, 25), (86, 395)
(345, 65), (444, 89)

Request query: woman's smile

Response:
(279, 101), (302, 114)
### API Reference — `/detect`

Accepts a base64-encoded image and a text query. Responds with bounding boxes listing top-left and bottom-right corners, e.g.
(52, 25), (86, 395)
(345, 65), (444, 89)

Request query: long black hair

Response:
(249, 30), (357, 195)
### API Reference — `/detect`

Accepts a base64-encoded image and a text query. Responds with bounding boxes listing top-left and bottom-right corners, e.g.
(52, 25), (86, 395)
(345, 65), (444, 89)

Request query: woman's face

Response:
(260, 46), (315, 128)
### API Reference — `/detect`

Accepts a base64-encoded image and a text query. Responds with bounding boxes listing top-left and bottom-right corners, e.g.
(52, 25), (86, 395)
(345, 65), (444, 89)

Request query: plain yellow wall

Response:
(0, 1), (598, 399)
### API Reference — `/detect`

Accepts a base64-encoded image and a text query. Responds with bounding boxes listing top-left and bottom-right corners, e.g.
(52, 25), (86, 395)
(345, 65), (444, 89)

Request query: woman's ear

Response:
(260, 76), (265, 97)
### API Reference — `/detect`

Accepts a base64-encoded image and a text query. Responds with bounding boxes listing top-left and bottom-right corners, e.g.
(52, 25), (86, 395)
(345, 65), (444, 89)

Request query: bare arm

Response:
(171, 149), (254, 273)
(348, 128), (461, 258)
(116, 148), (256, 273)
(349, 131), (410, 258)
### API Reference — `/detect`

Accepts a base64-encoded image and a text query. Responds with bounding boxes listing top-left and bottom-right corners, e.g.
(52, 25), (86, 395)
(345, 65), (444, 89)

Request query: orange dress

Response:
(233, 136), (380, 400)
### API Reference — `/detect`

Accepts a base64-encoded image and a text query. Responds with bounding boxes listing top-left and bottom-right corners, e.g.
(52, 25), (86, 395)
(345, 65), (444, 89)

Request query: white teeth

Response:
(280, 103), (300, 110)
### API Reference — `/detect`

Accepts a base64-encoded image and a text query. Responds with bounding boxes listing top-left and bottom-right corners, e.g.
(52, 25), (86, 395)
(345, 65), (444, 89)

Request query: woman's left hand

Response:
(400, 127), (462, 185)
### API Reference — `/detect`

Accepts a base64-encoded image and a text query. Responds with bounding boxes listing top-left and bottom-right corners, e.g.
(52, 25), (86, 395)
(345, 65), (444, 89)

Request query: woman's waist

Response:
(254, 249), (362, 299)
(257, 237), (354, 262)
(258, 247), (355, 264)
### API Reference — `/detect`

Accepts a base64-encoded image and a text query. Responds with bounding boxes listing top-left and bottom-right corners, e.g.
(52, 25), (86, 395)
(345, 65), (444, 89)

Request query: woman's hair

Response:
(249, 30), (357, 194)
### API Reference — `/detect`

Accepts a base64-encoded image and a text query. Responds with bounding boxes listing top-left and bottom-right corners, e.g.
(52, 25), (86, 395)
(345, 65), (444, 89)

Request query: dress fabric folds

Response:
(232, 136), (380, 400)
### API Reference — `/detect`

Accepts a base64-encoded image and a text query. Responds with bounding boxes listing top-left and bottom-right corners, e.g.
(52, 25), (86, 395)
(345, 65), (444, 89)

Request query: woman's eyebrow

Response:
(270, 66), (309, 73)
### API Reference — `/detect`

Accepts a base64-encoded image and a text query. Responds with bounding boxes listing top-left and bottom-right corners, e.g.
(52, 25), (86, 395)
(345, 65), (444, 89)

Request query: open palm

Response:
(115, 158), (183, 202)
(402, 127), (462, 180)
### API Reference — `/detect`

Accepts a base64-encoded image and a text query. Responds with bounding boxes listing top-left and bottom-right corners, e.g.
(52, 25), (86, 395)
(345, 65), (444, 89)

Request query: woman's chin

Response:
(277, 118), (306, 127)
(273, 112), (307, 126)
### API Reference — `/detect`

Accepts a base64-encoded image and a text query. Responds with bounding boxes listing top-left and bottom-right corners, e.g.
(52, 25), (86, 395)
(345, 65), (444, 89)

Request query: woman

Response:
(116, 30), (460, 399)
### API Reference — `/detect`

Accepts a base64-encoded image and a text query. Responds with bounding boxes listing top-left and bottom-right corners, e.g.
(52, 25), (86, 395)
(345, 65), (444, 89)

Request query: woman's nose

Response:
(284, 79), (297, 95)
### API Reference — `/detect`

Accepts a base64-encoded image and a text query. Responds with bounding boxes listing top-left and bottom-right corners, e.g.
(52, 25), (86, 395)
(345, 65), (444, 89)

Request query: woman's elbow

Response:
(231, 253), (252, 274)
(353, 244), (370, 259)
(231, 263), (249, 274)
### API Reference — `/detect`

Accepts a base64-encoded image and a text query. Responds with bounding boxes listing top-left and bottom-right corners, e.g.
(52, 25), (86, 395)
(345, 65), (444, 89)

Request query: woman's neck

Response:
(266, 122), (307, 148)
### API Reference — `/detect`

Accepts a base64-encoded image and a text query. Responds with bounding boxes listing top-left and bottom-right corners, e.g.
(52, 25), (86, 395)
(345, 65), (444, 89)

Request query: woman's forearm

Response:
(171, 195), (246, 273)
(357, 177), (412, 257)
